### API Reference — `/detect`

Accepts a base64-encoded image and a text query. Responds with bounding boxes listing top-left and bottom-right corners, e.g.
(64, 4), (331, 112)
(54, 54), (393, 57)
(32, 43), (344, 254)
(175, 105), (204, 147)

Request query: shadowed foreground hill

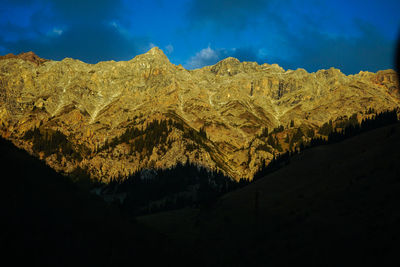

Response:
(0, 137), (180, 266)
(2, 122), (400, 266)
(138, 122), (400, 266)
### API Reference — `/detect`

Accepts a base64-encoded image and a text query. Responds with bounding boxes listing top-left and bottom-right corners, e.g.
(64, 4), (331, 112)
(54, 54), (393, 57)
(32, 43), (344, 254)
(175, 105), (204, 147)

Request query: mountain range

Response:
(0, 48), (399, 181)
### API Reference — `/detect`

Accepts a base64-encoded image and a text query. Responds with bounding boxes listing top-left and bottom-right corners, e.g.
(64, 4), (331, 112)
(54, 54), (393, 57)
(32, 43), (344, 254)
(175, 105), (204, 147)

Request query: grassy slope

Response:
(138, 122), (400, 266)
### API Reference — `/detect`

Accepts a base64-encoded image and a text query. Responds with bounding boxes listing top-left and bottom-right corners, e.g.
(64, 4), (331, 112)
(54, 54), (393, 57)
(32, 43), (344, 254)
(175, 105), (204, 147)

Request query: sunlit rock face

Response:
(0, 48), (399, 181)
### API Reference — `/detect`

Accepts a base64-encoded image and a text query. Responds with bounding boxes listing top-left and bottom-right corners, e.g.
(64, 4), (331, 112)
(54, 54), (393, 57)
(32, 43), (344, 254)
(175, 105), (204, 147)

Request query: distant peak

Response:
(21, 51), (36, 56)
(0, 51), (48, 65)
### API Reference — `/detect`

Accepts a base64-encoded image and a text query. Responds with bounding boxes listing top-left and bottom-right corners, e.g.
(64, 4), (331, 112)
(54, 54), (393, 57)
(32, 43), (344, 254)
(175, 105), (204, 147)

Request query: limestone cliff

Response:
(0, 48), (399, 181)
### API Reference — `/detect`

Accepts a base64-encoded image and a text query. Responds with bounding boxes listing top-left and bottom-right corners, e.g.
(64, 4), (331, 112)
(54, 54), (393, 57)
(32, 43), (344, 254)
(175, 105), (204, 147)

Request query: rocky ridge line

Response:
(0, 47), (399, 181)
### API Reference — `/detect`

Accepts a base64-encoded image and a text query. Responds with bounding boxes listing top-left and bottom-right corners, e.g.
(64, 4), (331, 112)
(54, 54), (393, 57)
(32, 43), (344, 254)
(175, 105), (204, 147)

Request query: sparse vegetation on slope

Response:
(253, 108), (399, 180)
(23, 127), (86, 160)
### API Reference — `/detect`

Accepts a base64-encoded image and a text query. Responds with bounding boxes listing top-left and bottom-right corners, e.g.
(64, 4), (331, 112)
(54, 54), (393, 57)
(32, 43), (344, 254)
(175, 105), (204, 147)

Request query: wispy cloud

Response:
(186, 46), (225, 69)
(47, 27), (63, 36)
(108, 20), (131, 38)
(165, 44), (174, 54)
(185, 45), (271, 69)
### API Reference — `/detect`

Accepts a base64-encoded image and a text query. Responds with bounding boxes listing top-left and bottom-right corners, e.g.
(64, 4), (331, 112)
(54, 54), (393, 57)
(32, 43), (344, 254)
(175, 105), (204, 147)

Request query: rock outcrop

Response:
(0, 47), (399, 181)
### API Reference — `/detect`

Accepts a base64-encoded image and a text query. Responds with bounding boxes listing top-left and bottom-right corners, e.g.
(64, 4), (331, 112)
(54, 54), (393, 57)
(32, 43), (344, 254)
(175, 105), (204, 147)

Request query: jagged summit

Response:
(128, 46), (171, 66)
(141, 46), (169, 61)
(147, 46), (166, 56)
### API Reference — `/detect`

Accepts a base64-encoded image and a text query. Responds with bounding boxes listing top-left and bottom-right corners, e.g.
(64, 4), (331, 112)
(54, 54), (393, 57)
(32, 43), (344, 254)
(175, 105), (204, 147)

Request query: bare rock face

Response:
(0, 47), (399, 181)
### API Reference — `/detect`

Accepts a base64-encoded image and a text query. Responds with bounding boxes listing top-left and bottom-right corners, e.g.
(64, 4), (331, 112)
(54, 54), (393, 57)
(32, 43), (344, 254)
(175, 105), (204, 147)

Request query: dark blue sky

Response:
(0, 0), (399, 74)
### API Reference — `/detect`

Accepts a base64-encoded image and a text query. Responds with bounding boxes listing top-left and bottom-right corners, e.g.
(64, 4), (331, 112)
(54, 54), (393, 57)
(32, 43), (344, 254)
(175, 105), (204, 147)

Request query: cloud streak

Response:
(186, 46), (225, 69)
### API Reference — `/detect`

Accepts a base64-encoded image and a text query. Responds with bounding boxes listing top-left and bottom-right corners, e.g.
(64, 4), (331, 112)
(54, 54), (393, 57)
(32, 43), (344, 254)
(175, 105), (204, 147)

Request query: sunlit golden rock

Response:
(0, 48), (399, 181)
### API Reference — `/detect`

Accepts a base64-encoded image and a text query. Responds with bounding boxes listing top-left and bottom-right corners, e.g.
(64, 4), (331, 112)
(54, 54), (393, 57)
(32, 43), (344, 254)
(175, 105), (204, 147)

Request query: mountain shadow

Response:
(138, 122), (400, 267)
(0, 137), (186, 266)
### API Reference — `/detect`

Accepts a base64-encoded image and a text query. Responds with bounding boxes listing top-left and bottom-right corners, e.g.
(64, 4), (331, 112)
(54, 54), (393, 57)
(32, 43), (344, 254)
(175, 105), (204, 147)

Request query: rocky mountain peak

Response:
(211, 57), (242, 75)
(0, 51), (48, 65)
(315, 67), (345, 79)
(143, 47), (169, 60)
(220, 57), (240, 64)
(129, 47), (171, 69)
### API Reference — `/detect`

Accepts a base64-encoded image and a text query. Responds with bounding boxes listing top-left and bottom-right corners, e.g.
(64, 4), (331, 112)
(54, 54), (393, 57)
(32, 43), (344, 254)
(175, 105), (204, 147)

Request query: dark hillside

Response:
(2, 121), (400, 266)
(0, 137), (178, 266)
(138, 122), (400, 266)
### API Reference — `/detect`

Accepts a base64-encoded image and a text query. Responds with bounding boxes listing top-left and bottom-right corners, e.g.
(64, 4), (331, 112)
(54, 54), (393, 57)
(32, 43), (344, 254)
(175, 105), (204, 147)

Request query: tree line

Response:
(103, 161), (250, 216)
(316, 108), (398, 145)
(100, 118), (208, 157)
(253, 108), (399, 181)
(23, 127), (83, 160)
